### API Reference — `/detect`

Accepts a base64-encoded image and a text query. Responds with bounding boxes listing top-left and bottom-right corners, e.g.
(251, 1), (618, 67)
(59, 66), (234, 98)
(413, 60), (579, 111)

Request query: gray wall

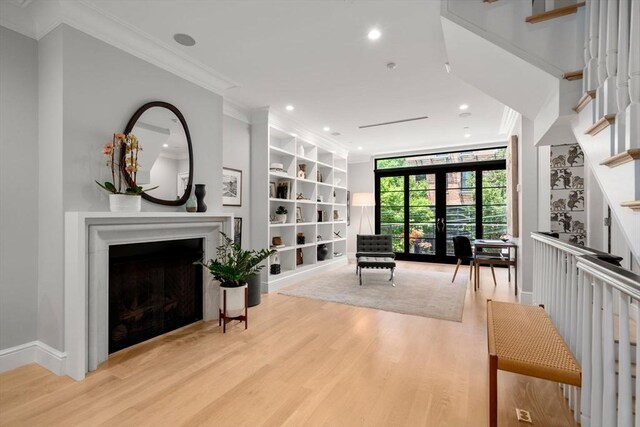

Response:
(35, 25), (224, 351)
(346, 160), (375, 256)
(222, 115), (251, 248)
(0, 26), (39, 349)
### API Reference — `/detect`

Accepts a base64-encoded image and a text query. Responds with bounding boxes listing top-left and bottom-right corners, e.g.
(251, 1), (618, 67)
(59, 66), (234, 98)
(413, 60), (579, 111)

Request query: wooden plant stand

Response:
(219, 287), (248, 333)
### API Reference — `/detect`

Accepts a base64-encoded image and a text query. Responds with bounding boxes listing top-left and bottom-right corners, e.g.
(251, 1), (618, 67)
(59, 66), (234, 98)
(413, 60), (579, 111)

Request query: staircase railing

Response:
(532, 232), (640, 427)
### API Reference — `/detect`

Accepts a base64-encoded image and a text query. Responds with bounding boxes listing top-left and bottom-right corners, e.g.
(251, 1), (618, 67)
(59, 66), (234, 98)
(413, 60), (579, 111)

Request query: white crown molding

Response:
(223, 99), (251, 124)
(499, 106), (519, 136)
(372, 139), (509, 159)
(0, 340), (67, 376)
(1, 0), (240, 96)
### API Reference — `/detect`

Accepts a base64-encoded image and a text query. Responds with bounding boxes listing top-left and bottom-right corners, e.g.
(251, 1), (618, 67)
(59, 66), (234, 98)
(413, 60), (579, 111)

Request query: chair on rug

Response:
(451, 236), (475, 283)
(355, 234), (396, 286)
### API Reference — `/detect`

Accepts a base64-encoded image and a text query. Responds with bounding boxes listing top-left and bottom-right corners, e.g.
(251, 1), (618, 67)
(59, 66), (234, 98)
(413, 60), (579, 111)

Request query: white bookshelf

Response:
(251, 110), (349, 292)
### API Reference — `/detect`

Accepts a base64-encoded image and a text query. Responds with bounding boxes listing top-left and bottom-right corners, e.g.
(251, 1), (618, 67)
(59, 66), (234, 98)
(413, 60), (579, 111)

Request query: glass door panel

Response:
(379, 175), (405, 252)
(408, 174), (436, 255)
(445, 171), (476, 256)
(482, 169), (507, 258)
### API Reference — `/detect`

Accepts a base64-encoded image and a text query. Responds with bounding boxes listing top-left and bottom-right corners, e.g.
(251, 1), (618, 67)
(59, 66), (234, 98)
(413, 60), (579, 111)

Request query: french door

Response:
(376, 162), (506, 263)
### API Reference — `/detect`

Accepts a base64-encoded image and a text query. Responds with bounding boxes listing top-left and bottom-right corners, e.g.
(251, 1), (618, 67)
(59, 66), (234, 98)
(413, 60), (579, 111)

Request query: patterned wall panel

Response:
(550, 144), (586, 245)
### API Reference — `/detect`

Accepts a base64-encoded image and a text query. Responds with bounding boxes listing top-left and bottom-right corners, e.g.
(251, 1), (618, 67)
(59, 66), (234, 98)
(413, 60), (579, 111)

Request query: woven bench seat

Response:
(487, 300), (581, 427)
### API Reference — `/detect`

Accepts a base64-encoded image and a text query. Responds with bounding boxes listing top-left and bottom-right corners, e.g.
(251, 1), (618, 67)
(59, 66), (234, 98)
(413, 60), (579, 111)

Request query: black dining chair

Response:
(451, 236), (475, 283)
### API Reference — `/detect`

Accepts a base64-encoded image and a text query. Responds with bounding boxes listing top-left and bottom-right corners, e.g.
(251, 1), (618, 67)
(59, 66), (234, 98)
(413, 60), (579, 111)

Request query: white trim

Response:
(0, 341), (67, 376)
(518, 291), (534, 305)
(223, 100), (251, 124)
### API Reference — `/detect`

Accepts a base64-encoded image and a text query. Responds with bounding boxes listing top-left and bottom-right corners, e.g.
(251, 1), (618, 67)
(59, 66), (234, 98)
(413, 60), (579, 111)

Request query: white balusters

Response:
(617, 290), (633, 427)
(591, 278), (604, 427)
(604, 0), (620, 119)
(616, 0), (631, 153)
(580, 268), (592, 427)
(584, 0), (593, 94)
(597, 0), (608, 118)
(602, 282), (616, 426)
(626, 0), (640, 150)
(589, 0), (601, 92)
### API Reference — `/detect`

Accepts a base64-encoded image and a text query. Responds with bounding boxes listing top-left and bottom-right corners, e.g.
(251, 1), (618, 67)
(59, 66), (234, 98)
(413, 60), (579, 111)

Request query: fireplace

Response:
(108, 239), (204, 353)
(64, 212), (233, 380)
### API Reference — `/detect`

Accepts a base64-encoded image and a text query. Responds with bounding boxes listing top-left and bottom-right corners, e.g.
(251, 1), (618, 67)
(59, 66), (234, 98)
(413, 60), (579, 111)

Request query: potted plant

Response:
(95, 132), (157, 212)
(275, 206), (288, 223)
(196, 232), (275, 318)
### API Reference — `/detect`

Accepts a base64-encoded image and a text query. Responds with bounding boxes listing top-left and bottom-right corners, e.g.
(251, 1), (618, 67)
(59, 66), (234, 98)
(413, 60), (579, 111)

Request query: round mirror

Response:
(123, 101), (193, 206)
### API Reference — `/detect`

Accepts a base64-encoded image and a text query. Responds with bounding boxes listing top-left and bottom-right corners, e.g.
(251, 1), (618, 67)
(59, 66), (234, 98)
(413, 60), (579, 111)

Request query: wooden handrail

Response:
(526, 1), (586, 24)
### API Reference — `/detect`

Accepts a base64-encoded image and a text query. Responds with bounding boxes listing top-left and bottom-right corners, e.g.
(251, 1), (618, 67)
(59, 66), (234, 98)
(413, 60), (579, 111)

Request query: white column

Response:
(615, 0), (631, 153)
(603, 0), (619, 118)
(625, 0), (640, 150)
(596, 0), (608, 118)
(588, 0), (600, 92)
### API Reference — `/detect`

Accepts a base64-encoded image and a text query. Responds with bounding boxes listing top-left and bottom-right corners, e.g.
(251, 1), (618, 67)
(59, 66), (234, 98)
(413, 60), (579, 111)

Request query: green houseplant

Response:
(197, 232), (275, 320)
(197, 232), (275, 288)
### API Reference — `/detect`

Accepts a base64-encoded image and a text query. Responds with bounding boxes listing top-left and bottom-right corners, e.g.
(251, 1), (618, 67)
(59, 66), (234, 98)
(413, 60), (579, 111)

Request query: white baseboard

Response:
(0, 341), (66, 376)
(519, 291), (534, 305)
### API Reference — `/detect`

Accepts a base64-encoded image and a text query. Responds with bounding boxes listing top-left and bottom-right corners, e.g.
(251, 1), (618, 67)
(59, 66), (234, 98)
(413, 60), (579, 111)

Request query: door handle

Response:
(436, 218), (445, 233)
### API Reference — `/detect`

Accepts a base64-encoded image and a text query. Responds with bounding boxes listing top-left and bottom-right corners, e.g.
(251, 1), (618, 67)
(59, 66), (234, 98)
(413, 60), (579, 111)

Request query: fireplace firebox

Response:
(108, 238), (204, 353)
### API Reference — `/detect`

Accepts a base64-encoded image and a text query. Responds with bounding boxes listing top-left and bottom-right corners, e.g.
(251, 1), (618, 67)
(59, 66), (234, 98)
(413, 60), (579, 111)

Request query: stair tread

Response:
(525, 1), (585, 24)
(601, 149), (640, 168)
(574, 90), (596, 113)
(585, 114), (616, 136)
(563, 70), (583, 81)
(621, 201), (640, 211)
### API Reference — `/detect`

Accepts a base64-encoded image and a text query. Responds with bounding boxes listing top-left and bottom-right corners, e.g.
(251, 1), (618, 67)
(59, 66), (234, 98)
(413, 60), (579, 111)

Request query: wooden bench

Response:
(486, 300), (581, 427)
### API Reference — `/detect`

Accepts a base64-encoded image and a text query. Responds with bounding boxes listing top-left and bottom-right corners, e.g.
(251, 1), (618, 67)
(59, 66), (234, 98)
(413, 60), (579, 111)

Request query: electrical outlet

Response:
(516, 408), (533, 424)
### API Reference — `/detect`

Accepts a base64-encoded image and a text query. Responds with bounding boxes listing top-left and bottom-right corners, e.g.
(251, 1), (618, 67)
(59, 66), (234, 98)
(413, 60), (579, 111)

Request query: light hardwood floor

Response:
(0, 262), (577, 427)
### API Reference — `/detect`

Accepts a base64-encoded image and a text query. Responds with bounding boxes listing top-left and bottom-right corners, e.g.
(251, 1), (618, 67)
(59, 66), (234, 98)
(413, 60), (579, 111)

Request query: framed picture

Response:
(222, 167), (242, 206)
(269, 182), (276, 198)
(296, 207), (304, 222)
(234, 217), (242, 248)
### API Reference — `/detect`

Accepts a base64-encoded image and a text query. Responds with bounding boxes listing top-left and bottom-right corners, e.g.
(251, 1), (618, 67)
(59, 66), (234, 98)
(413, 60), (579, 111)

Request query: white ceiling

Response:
(7, 0), (510, 158)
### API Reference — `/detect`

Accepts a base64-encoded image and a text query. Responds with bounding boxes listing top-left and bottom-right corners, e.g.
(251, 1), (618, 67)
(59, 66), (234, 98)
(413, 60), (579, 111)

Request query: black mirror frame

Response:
(123, 101), (194, 206)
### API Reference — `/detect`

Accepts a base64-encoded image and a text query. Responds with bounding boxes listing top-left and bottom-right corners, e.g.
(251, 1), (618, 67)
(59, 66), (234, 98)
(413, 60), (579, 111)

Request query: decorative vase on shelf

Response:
(317, 244), (329, 261)
(109, 194), (141, 212)
(195, 184), (207, 212)
(186, 194), (197, 212)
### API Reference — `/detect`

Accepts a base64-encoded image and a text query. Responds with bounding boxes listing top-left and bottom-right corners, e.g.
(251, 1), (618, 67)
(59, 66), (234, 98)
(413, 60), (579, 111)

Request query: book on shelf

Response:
(276, 180), (291, 200)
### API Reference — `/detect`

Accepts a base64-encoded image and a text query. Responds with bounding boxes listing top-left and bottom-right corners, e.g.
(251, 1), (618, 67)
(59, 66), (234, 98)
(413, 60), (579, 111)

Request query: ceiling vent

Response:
(359, 115), (429, 129)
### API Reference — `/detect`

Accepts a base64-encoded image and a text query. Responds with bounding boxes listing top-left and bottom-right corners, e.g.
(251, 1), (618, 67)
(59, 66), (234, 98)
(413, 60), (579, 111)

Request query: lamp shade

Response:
(352, 192), (375, 206)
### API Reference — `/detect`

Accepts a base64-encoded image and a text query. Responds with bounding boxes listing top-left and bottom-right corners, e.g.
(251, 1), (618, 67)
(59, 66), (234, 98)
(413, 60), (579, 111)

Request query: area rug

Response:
(279, 264), (467, 322)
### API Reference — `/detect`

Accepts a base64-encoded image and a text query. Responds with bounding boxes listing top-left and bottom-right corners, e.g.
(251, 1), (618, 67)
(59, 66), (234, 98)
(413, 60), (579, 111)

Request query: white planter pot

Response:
(274, 213), (287, 223)
(220, 283), (247, 317)
(109, 194), (141, 212)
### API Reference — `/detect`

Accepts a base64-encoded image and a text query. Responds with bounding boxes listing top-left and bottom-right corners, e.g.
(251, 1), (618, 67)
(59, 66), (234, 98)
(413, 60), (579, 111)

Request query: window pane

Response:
(376, 147), (506, 170)
(379, 176), (405, 253)
(446, 171), (476, 255)
(408, 174), (436, 255)
(482, 170), (507, 239)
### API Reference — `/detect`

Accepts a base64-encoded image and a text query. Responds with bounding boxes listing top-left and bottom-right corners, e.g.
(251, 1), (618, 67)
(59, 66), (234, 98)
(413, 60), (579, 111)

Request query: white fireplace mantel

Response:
(64, 212), (233, 381)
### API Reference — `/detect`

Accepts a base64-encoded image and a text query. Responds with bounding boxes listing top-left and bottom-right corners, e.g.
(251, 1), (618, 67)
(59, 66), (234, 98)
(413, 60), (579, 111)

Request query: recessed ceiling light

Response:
(173, 33), (196, 47)
(163, 143), (169, 147)
(459, 112), (472, 118)
(386, 62), (397, 70)
(444, 62), (451, 73)
(291, 133), (297, 137)
(464, 133), (471, 138)
(367, 28), (381, 40)
(285, 105), (294, 111)
(357, 146), (363, 150)
(459, 104), (469, 110)
(323, 126), (331, 132)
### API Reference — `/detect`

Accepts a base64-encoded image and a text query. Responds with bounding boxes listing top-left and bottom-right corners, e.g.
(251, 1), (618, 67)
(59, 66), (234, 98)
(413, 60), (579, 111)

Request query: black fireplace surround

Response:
(108, 238), (203, 354)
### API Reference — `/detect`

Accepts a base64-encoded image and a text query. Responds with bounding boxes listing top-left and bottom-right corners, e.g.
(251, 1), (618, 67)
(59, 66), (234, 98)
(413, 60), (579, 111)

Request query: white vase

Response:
(220, 283), (247, 318)
(274, 213), (287, 223)
(109, 194), (141, 212)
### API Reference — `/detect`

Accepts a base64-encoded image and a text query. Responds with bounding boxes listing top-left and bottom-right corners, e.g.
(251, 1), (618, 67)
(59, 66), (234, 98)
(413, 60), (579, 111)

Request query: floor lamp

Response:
(352, 192), (375, 234)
